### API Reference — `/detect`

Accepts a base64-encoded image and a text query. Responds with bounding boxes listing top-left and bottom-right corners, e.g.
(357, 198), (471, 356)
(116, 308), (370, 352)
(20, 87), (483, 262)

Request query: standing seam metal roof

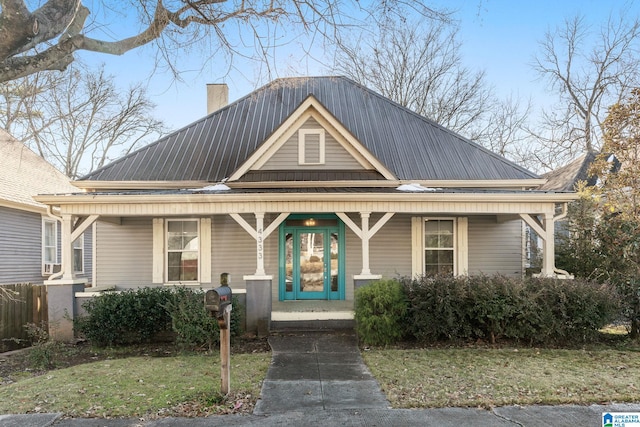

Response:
(80, 76), (539, 182)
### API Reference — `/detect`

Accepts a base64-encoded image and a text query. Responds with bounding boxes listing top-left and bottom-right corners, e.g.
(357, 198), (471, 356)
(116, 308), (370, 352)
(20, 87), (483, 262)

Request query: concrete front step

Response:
(270, 300), (355, 331)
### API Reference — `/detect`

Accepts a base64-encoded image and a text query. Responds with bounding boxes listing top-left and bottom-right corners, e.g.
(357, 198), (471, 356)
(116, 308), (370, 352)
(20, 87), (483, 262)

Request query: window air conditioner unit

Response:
(43, 263), (61, 275)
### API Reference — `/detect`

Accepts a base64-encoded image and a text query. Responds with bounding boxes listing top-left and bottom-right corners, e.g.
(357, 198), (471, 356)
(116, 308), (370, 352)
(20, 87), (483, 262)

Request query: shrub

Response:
(401, 274), (620, 346)
(75, 287), (244, 348)
(355, 279), (408, 346)
(402, 275), (473, 342)
(75, 287), (173, 346)
(164, 287), (219, 350)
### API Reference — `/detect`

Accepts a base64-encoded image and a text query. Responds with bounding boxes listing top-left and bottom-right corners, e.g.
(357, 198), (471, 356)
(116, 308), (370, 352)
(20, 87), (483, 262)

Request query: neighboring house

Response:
(540, 152), (599, 192)
(36, 77), (575, 335)
(0, 129), (92, 285)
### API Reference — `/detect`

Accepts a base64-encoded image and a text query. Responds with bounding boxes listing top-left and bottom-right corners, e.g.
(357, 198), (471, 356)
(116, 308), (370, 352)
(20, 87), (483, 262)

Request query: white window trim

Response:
(165, 218), (200, 283)
(298, 128), (325, 165)
(412, 216), (468, 277)
(73, 234), (84, 273)
(424, 217), (456, 276)
(42, 218), (58, 274)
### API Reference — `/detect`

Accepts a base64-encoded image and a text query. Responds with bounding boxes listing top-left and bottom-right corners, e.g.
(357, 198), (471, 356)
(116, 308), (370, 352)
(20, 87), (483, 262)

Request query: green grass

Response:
(0, 353), (270, 418)
(363, 346), (640, 408)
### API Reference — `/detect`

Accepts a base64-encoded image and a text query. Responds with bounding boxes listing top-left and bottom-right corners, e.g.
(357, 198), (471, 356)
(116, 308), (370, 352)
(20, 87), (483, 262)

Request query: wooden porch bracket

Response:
(230, 212), (289, 277)
(337, 212), (394, 277)
(519, 209), (566, 277)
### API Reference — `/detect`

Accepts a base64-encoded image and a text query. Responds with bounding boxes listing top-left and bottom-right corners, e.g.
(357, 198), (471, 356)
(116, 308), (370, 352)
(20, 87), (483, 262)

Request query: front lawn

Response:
(363, 344), (640, 408)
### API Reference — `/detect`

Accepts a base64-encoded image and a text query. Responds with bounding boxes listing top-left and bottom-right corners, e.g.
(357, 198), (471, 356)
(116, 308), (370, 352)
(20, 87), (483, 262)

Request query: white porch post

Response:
(360, 212), (372, 276)
(337, 212), (394, 280)
(519, 211), (559, 277)
(541, 213), (555, 277)
(61, 214), (75, 281)
(255, 212), (266, 276)
(230, 212), (289, 277)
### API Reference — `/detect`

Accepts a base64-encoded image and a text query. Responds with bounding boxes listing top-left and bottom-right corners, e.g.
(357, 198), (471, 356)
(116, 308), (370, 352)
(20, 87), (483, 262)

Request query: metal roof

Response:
(80, 76), (539, 183)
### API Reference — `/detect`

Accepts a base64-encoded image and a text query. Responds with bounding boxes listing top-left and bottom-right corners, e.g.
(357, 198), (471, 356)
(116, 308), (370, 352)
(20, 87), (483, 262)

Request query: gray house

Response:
(0, 129), (92, 285)
(37, 77), (575, 337)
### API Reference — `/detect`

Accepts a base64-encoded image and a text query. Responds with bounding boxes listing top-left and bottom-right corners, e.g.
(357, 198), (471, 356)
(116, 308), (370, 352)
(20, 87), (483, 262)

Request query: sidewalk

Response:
(1, 331), (639, 426)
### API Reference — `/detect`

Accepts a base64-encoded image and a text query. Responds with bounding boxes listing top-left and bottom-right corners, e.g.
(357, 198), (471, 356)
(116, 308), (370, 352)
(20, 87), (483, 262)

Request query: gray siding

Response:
(95, 218), (153, 286)
(211, 214), (269, 290)
(0, 206), (43, 284)
(260, 117), (364, 171)
(468, 216), (523, 277)
(369, 214), (412, 279)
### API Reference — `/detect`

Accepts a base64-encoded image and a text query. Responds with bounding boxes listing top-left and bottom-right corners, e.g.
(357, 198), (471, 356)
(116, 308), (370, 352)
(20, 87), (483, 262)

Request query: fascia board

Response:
(34, 191), (579, 206)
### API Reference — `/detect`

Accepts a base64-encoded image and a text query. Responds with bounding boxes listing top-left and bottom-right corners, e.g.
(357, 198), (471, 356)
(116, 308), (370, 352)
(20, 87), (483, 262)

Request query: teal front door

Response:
(280, 215), (345, 300)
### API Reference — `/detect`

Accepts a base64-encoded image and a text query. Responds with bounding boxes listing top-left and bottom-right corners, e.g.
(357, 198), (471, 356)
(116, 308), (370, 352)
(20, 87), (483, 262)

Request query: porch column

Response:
(519, 212), (559, 277)
(61, 214), (75, 281)
(255, 212), (266, 276)
(231, 212), (289, 336)
(337, 212), (394, 283)
(541, 213), (555, 277)
(45, 213), (94, 341)
(360, 212), (372, 276)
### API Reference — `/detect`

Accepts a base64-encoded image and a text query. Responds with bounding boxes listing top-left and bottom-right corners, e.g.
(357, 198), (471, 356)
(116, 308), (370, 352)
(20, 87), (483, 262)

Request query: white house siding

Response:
(0, 206), (43, 284)
(260, 117), (364, 170)
(95, 218), (153, 287)
(468, 216), (524, 277)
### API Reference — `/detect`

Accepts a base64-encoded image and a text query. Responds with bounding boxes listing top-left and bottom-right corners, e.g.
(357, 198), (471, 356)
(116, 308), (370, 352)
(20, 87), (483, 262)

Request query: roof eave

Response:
(35, 190), (578, 206)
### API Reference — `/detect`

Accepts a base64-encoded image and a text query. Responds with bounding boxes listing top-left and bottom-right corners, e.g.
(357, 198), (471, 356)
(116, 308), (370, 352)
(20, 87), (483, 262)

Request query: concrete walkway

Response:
(2, 331), (640, 426)
(253, 330), (389, 414)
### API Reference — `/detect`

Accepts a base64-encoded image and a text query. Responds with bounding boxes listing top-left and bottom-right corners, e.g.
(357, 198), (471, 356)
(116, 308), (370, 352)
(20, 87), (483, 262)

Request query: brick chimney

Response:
(206, 83), (229, 114)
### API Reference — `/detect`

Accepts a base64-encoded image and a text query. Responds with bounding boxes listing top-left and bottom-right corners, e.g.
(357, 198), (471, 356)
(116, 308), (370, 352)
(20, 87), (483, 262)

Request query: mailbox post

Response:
(204, 273), (232, 395)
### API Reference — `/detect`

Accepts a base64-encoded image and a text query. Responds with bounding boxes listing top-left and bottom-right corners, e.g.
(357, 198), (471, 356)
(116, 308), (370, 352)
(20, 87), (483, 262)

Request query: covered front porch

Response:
(37, 189), (575, 340)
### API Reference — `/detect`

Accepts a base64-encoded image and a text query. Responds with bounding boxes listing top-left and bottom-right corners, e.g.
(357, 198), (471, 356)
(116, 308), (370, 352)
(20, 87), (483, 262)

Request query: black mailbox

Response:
(204, 286), (232, 317)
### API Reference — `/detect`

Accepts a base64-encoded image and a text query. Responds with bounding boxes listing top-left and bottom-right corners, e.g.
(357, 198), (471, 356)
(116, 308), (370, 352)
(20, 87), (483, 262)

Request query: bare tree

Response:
(0, 63), (165, 178)
(531, 12), (640, 171)
(0, 0), (446, 84)
(333, 18), (529, 156)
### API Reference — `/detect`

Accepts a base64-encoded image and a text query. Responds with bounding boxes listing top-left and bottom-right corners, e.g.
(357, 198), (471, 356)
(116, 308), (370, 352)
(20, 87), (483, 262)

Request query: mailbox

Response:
(204, 286), (232, 317)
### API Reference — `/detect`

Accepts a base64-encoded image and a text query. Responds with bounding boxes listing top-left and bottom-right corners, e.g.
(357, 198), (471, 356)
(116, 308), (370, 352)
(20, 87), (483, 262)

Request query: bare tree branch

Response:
(333, 17), (529, 158)
(531, 10), (640, 170)
(0, 0), (446, 84)
(0, 63), (165, 178)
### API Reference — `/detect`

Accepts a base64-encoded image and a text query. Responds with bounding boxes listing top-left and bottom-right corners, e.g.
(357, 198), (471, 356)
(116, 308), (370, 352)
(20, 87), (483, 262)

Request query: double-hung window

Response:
(412, 217), (467, 277)
(73, 235), (84, 273)
(166, 219), (199, 282)
(424, 219), (455, 275)
(43, 219), (57, 264)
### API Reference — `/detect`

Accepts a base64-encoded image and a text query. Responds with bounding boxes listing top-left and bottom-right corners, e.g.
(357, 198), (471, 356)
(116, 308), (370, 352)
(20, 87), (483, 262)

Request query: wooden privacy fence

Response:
(0, 283), (48, 352)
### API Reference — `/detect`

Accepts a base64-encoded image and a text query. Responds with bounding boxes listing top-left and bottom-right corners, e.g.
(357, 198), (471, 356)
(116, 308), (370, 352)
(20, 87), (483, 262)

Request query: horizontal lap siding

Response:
(369, 214), (412, 279)
(0, 206), (43, 284)
(96, 218), (153, 286)
(468, 216), (523, 277)
(212, 214), (270, 292)
(261, 117), (363, 170)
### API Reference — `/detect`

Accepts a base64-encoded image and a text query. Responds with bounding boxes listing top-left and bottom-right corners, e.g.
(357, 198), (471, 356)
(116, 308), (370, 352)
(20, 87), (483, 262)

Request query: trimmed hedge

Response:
(355, 275), (620, 346)
(75, 287), (243, 348)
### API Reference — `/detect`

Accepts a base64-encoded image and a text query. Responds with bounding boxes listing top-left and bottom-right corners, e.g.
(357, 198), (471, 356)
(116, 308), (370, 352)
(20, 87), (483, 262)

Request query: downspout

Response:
(46, 205), (64, 281)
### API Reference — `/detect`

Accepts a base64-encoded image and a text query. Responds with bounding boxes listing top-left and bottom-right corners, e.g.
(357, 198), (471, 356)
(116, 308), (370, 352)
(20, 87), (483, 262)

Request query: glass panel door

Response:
(280, 216), (344, 301)
(299, 232), (326, 297)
